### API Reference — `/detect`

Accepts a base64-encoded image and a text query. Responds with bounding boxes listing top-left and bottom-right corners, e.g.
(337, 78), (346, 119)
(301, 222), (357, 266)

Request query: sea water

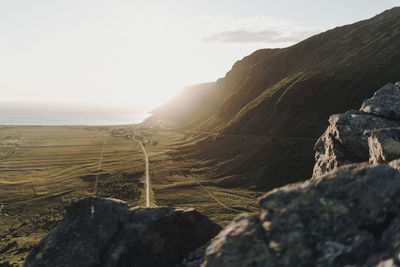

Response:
(0, 102), (151, 126)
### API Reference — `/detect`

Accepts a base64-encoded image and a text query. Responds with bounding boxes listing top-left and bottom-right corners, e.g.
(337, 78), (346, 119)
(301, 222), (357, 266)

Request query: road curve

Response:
(136, 139), (150, 207)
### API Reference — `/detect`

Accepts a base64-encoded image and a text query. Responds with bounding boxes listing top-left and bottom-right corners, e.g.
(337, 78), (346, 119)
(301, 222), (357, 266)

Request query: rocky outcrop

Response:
(201, 163), (400, 267)
(24, 197), (221, 267)
(198, 82), (400, 266)
(313, 83), (400, 177)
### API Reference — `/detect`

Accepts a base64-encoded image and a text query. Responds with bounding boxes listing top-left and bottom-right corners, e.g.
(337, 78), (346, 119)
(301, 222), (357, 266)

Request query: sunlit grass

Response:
(0, 125), (145, 264)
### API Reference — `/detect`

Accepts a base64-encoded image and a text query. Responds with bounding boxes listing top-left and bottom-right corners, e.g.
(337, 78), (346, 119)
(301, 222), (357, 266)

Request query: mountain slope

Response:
(149, 7), (400, 190)
(221, 7), (400, 136)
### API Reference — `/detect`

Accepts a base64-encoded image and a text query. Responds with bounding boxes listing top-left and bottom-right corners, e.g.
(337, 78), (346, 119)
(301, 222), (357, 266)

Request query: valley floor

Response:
(0, 125), (260, 266)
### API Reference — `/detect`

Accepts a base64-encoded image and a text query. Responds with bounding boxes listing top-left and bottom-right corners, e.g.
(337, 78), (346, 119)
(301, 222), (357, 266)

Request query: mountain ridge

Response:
(148, 6), (400, 190)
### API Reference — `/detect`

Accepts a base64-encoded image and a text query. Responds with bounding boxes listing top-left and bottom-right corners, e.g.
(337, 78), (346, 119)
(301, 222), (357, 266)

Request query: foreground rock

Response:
(24, 197), (221, 267)
(313, 82), (400, 177)
(202, 164), (400, 266)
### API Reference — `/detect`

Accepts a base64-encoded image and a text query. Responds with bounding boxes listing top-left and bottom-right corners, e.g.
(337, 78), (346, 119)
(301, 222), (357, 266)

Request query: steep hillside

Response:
(220, 7), (400, 136)
(149, 7), (400, 190)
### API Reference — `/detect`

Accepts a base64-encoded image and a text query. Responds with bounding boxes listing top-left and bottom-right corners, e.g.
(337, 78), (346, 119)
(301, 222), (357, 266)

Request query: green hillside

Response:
(149, 7), (400, 190)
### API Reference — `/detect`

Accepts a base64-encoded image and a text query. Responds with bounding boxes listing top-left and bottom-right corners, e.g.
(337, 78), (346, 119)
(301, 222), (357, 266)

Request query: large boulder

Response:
(24, 197), (221, 267)
(313, 82), (400, 177)
(202, 164), (400, 266)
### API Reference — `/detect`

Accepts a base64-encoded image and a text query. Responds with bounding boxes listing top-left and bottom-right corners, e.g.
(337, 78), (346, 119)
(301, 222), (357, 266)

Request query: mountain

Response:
(148, 7), (400, 190)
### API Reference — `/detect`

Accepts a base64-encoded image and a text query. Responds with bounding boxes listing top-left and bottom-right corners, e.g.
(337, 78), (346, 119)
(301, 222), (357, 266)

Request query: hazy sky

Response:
(1, 0), (398, 110)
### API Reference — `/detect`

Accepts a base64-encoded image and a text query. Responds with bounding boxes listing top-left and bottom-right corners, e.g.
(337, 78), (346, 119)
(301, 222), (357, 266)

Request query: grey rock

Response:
(313, 110), (400, 177)
(327, 111), (399, 157)
(360, 83), (400, 120)
(203, 164), (400, 267)
(201, 214), (272, 267)
(260, 164), (400, 267)
(313, 127), (364, 177)
(24, 197), (221, 267)
(365, 128), (400, 163)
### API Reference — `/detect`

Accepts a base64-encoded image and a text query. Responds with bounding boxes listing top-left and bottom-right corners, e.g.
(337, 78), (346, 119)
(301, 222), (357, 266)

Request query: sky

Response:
(0, 0), (399, 111)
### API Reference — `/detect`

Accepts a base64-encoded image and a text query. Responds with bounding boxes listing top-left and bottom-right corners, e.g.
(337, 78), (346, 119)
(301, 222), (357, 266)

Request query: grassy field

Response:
(0, 125), (146, 265)
(0, 125), (261, 266)
(134, 126), (261, 225)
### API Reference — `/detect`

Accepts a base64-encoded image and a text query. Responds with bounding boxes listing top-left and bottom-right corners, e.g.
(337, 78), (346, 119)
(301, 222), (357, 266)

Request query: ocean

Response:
(0, 102), (151, 126)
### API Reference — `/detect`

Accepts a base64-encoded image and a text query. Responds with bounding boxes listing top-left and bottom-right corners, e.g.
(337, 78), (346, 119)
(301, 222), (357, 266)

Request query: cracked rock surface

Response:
(202, 164), (400, 267)
(24, 197), (221, 267)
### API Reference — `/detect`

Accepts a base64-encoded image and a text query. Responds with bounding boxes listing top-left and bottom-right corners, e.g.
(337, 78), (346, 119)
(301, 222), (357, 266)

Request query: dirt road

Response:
(136, 139), (150, 207)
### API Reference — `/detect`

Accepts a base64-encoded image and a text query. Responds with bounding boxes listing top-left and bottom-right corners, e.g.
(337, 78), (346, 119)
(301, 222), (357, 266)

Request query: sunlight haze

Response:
(1, 0), (398, 111)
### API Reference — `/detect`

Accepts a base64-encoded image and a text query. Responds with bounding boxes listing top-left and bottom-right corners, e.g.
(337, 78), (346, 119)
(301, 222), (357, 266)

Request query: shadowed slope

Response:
(149, 7), (400, 190)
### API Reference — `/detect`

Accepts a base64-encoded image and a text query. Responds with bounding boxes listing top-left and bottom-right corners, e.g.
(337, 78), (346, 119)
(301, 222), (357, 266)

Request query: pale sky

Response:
(0, 0), (398, 111)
